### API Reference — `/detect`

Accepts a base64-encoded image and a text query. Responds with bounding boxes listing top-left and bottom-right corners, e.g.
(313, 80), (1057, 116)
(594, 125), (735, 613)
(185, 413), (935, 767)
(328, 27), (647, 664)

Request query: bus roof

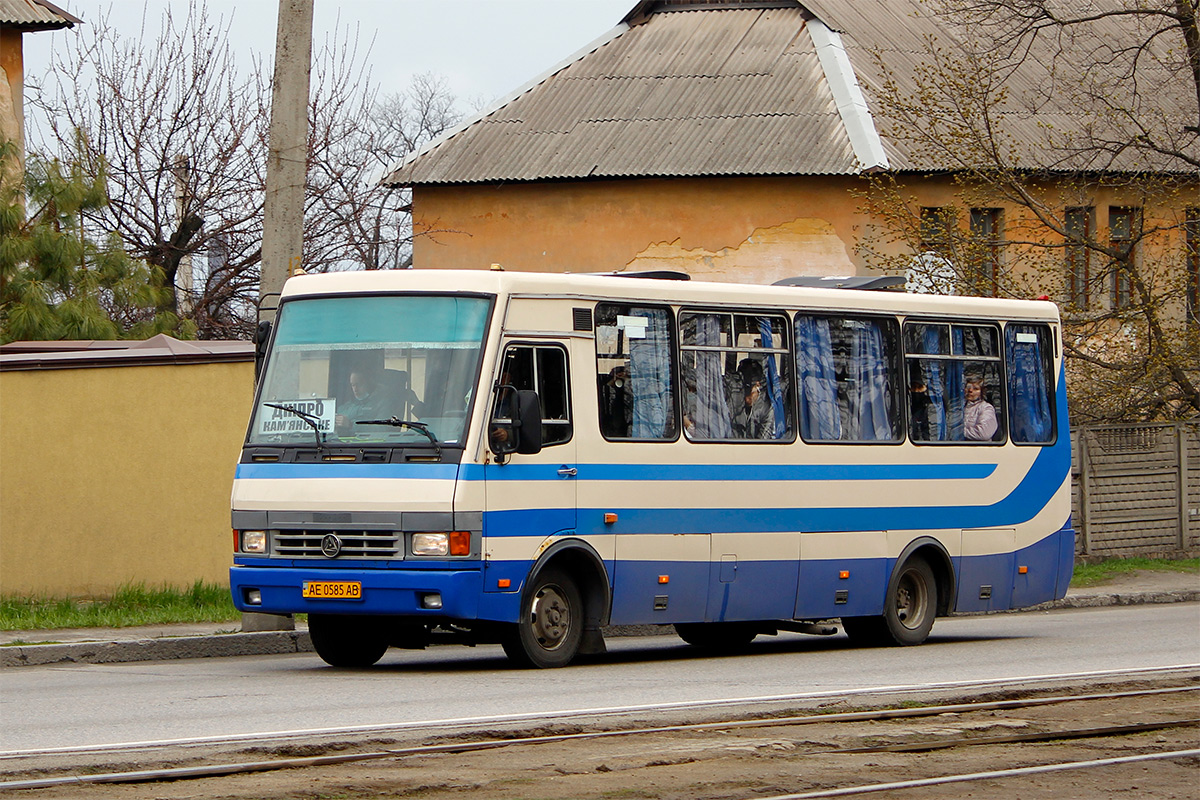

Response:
(279, 269), (1060, 322)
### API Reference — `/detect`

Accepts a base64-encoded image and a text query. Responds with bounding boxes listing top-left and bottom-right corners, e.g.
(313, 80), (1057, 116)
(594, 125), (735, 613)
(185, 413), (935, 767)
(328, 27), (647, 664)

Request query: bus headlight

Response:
(412, 533), (449, 556)
(241, 530), (268, 554)
(411, 531), (471, 556)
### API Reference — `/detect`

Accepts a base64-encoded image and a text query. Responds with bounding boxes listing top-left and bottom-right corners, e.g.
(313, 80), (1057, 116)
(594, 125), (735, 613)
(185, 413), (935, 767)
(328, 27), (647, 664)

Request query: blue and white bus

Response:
(230, 269), (1073, 668)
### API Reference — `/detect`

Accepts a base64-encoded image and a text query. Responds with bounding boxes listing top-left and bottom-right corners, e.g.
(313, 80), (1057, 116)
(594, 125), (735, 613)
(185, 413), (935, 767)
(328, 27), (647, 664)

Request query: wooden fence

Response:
(1071, 421), (1200, 558)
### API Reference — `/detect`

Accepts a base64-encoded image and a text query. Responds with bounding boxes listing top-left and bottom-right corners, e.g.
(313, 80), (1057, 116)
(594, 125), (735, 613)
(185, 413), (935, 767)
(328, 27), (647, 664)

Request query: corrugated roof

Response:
(387, 4), (861, 185)
(0, 0), (79, 30)
(385, 0), (1195, 186)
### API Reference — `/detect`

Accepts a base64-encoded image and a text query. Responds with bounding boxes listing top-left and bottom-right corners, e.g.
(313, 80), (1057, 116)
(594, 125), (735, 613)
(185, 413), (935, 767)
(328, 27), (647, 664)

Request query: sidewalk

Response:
(2, 570), (1196, 668)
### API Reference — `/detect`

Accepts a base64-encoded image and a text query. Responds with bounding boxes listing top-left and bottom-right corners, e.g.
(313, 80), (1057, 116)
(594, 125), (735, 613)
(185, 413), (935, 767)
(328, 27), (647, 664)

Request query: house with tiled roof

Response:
(386, 0), (1195, 319)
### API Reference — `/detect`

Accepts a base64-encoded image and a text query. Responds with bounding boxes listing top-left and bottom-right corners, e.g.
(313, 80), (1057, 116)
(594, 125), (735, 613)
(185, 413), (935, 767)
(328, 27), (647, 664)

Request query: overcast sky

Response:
(23, 1), (635, 110)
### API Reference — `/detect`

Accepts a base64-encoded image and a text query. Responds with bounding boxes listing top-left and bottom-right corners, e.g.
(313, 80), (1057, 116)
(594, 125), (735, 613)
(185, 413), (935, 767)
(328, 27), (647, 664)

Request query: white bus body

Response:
(231, 270), (1073, 668)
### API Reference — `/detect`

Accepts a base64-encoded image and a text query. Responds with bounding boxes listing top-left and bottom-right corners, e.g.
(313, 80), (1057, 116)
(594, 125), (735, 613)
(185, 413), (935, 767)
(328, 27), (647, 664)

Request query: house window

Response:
(1187, 208), (1199, 323)
(969, 208), (1002, 296)
(1110, 207), (1139, 309)
(1065, 207), (1093, 310)
(920, 207), (955, 258)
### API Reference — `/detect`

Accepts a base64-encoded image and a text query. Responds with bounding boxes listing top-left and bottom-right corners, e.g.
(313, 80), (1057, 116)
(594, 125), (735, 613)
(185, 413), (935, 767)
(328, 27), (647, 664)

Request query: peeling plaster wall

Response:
(628, 217), (855, 284)
(411, 176), (866, 284)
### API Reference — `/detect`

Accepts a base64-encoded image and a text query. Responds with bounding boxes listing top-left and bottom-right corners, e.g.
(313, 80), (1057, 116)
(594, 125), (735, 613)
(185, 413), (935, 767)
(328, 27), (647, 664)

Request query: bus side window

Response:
(904, 322), (1004, 444)
(680, 310), (792, 441)
(493, 345), (572, 447)
(1005, 324), (1055, 444)
(797, 315), (901, 443)
(594, 304), (677, 440)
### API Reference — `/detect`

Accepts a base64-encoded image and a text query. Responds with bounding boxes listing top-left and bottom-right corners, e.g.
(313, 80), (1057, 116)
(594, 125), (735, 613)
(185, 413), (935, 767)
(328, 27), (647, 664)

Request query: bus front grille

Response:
(271, 530), (402, 559)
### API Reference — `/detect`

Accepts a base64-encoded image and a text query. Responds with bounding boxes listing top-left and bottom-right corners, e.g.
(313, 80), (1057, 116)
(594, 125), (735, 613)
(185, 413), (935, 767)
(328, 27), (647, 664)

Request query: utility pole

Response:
(259, 0), (313, 324)
(246, 0), (312, 635)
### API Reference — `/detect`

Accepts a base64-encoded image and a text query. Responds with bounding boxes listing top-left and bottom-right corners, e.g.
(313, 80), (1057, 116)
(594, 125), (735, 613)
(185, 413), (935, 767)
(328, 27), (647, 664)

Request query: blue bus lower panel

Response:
(956, 524), (1075, 613)
(231, 524), (1075, 626)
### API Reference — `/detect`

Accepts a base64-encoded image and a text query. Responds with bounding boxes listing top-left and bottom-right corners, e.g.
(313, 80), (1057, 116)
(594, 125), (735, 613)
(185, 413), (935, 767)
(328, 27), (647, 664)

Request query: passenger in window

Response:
(599, 366), (631, 438)
(732, 359), (775, 439)
(909, 378), (932, 440)
(963, 373), (998, 441)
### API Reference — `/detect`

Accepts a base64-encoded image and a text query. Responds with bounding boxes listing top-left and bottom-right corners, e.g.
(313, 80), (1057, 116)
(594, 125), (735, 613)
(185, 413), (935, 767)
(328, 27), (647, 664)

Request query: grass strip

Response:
(1070, 556), (1199, 588)
(0, 581), (240, 631)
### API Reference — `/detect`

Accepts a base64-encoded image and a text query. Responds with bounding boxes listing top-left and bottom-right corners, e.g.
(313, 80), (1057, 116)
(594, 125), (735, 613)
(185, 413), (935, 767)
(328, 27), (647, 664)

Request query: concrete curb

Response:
(2, 590), (1196, 668)
(1034, 590), (1200, 609)
(1, 631), (313, 669)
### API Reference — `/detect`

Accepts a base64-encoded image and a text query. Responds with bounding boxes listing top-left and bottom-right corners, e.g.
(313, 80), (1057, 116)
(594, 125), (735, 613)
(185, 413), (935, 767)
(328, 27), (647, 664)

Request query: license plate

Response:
(302, 581), (362, 599)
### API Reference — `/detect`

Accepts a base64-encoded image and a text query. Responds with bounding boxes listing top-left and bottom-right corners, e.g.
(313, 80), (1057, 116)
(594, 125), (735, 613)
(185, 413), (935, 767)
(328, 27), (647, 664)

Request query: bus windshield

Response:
(249, 294), (491, 449)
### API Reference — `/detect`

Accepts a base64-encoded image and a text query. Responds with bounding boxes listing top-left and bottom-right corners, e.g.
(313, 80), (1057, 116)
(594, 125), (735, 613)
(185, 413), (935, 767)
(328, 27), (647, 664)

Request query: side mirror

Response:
(514, 390), (543, 454)
(254, 320), (272, 380)
(490, 387), (543, 461)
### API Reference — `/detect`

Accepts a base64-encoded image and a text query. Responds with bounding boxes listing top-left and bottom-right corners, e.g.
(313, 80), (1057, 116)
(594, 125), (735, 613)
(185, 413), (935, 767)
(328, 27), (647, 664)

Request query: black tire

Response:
(308, 614), (389, 667)
(674, 622), (758, 650)
(501, 568), (583, 668)
(842, 557), (937, 647)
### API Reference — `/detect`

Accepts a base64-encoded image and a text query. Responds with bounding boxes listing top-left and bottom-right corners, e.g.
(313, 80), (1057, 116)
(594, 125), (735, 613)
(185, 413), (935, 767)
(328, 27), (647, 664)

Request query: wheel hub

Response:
(531, 585), (570, 649)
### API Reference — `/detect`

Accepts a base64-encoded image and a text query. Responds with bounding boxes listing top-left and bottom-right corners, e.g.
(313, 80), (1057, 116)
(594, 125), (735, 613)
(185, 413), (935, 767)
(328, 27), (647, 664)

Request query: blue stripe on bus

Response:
(469, 462), (997, 482)
(484, 436), (1070, 535)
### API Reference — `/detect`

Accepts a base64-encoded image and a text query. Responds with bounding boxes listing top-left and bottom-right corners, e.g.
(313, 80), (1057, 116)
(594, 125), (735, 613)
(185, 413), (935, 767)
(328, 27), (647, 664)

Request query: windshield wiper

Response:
(264, 403), (326, 452)
(357, 417), (441, 456)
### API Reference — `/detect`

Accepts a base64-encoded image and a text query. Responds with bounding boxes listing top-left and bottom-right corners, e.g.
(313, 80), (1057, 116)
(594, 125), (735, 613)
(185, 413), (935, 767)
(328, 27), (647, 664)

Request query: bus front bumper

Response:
(230, 565), (483, 618)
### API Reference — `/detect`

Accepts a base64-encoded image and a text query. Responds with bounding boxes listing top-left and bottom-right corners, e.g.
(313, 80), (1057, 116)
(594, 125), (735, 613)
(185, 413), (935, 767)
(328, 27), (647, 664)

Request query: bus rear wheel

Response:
(674, 622), (758, 650)
(502, 568), (583, 668)
(843, 557), (937, 647)
(308, 614), (389, 667)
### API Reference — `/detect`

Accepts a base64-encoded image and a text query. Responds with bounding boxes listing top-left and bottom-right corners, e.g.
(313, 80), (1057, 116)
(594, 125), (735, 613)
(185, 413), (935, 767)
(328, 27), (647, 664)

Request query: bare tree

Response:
(306, 63), (460, 272)
(33, 2), (268, 338)
(856, 0), (1199, 422)
(30, 1), (461, 338)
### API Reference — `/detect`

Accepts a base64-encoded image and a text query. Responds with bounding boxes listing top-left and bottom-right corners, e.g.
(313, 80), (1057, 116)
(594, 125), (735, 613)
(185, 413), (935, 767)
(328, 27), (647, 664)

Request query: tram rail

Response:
(2, 679), (1196, 794)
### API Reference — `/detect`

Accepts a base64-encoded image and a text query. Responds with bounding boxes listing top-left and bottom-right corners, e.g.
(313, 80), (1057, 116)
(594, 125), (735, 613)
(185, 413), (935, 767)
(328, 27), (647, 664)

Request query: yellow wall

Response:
(0, 361), (254, 596)
(412, 176), (867, 283)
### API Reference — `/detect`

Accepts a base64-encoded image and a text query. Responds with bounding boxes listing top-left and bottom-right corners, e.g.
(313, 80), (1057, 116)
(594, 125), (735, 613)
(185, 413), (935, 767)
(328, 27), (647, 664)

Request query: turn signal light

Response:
(450, 531), (471, 556)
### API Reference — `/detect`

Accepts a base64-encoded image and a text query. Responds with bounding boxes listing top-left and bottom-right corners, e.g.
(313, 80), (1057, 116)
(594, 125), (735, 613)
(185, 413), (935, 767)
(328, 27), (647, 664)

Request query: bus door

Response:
(483, 342), (577, 593)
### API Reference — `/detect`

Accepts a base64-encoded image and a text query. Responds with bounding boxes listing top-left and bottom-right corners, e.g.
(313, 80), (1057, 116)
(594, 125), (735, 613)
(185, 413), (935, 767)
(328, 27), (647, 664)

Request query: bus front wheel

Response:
(502, 568), (583, 668)
(842, 557), (937, 647)
(308, 614), (389, 667)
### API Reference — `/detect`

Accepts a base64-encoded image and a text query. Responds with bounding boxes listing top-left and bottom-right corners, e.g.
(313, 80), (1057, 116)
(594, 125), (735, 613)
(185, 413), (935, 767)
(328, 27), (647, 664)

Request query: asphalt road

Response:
(3, 602), (1197, 753)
